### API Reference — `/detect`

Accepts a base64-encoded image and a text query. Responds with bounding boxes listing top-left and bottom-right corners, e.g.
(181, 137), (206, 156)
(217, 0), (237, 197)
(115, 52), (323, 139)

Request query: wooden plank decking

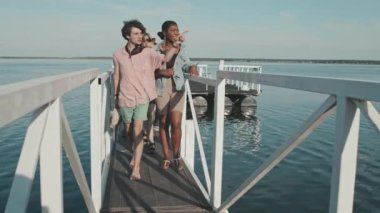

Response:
(101, 127), (211, 213)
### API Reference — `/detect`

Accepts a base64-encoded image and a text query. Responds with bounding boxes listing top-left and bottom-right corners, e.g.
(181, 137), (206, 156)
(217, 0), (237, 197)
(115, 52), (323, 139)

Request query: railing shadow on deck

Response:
(114, 140), (204, 207)
(180, 60), (380, 213)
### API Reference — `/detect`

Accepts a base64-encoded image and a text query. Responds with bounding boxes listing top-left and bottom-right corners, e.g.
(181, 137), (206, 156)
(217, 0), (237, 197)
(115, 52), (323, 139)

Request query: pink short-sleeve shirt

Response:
(113, 47), (164, 108)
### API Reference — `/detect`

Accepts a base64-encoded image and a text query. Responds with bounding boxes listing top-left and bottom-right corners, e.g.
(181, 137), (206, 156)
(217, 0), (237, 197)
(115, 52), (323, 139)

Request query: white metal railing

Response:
(90, 71), (114, 212)
(181, 60), (227, 209)
(197, 64), (210, 78)
(197, 61), (262, 94)
(180, 76), (220, 200)
(220, 60), (262, 93)
(0, 69), (113, 212)
(182, 60), (380, 213)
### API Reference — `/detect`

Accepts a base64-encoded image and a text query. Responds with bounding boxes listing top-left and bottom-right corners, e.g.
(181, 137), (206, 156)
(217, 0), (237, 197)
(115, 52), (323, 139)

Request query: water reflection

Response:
(225, 116), (262, 154)
(193, 104), (262, 154)
(225, 106), (261, 154)
(194, 106), (208, 118)
(224, 96), (233, 116)
(191, 103), (257, 119)
(190, 95), (258, 119)
(224, 106), (233, 116)
(227, 105), (258, 119)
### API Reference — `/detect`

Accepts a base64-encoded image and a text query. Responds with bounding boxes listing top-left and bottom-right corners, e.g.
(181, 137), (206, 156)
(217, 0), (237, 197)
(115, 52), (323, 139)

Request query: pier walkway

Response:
(101, 128), (210, 212)
(2, 60), (380, 213)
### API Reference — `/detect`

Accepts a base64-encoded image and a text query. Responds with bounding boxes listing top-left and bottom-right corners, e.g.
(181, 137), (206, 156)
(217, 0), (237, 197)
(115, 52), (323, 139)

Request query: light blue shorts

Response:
(120, 102), (149, 123)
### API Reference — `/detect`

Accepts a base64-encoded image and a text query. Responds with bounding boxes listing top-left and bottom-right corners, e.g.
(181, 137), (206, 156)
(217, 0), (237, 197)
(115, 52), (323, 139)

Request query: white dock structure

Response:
(219, 60), (262, 93)
(1, 60), (380, 212)
(196, 61), (262, 95)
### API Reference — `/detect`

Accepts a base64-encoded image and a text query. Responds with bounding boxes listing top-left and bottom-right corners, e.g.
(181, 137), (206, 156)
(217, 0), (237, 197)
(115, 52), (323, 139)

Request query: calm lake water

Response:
(1, 59), (380, 212)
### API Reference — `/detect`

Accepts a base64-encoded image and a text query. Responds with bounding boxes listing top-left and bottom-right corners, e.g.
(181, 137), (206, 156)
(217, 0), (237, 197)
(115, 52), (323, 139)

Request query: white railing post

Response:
(219, 60), (224, 69)
(5, 105), (49, 213)
(211, 71), (226, 209)
(90, 77), (102, 212)
(40, 98), (63, 213)
(105, 77), (113, 157)
(60, 101), (96, 213)
(180, 84), (188, 158)
(182, 82), (195, 170)
(101, 82), (108, 166)
(184, 80), (212, 192)
(219, 60), (225, 81)
(101, 76), (113, 199)
(185, 120), (195, 170)
(254, 67), (263, 95)
(329, 96), (360, 213)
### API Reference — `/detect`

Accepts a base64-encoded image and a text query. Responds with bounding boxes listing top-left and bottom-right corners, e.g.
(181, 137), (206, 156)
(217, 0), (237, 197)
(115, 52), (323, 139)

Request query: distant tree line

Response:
(192, 58), (380, 65)
(1, 56), (380, 65)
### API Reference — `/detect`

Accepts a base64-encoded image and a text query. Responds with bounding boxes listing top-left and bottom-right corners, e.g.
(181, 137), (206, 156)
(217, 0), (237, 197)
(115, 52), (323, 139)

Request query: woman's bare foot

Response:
(173, 157), (184, 171)
(160, 160), (171, 170)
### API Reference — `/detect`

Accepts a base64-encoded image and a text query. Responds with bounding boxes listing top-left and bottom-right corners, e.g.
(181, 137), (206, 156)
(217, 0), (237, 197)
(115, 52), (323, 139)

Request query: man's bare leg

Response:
(147, 103), (155, 144)
(125, 123), (136, 167)
(130, 120), (144, 180)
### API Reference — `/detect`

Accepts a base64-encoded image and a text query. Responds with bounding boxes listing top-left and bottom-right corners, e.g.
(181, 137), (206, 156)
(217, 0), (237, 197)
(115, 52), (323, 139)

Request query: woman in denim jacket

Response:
(155, 20), (198, 170)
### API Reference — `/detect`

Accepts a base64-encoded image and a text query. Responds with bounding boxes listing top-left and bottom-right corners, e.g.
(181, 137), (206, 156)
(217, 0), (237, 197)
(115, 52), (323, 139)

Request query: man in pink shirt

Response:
(113, 19), (175, 180)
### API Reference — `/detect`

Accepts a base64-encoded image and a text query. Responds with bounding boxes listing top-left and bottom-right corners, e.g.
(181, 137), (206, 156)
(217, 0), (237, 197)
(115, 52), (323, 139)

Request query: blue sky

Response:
(1, 0), (380, 60)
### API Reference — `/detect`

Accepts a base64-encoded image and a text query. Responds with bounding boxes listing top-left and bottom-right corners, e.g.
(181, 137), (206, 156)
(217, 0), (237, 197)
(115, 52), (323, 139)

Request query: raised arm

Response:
(180, 45), (199, 76)
(155, 68), (174, 78)
(162, 30), (187, 62)
(162, 46), (177, 62)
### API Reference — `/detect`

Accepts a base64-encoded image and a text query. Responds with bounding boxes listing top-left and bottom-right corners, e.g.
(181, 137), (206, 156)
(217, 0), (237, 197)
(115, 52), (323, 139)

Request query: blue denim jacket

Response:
(155, 44), (195, 96)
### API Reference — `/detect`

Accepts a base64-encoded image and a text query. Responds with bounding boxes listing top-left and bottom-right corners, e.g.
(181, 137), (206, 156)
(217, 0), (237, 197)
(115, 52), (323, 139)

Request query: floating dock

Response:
(190, 63), (262, 110)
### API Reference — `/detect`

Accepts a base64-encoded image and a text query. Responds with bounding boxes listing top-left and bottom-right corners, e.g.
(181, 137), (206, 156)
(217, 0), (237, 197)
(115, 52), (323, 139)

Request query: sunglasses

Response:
(145, 37), (156, 43)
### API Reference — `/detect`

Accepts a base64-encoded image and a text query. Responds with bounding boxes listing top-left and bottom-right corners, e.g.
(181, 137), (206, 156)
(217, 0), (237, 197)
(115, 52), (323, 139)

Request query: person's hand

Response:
(179, 30), (188, 42)
(189, 65), (199, 76)
(113, 95), (119, 108)
(166, 68), (174, 77)
(162, 68), (174, 77)
(173, 31), (188, 47)
(172, 40), (181, 48)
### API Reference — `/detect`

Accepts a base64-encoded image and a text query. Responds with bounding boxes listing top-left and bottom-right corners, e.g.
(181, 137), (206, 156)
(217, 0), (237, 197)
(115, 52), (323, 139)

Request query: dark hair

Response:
(157, 20), (177, 40)
(121, 19), (146, 40)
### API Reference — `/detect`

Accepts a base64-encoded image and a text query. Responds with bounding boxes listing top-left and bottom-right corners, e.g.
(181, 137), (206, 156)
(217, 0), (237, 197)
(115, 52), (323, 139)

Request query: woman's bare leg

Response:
(159, 114), (170, 161)
(170, 111), (182, 158)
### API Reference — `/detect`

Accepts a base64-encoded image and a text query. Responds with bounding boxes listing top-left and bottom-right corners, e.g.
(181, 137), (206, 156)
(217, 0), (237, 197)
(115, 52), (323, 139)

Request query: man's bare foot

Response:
(129, 157), (134, 168)
(130, 169), (141, 181)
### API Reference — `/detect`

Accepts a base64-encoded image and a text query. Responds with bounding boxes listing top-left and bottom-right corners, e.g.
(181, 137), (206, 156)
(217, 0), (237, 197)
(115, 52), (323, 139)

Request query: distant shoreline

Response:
(1, 56), (380, 65)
